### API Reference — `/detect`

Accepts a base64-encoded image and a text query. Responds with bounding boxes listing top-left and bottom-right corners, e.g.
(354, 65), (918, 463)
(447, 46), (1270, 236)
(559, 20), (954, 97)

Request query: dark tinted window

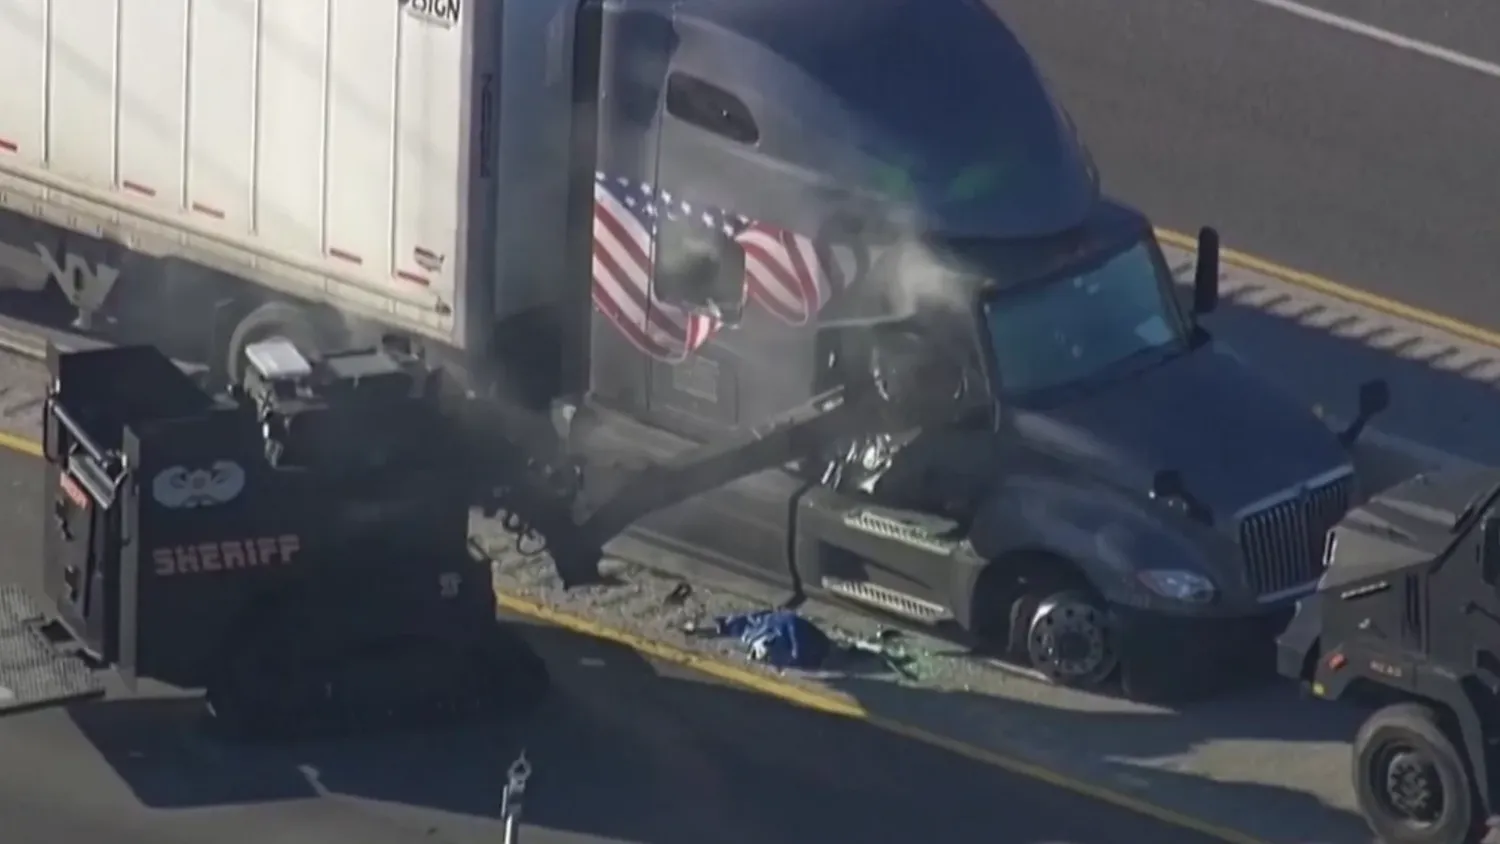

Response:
(980, 237), (1188, 399)
(666, 73), (759, 144)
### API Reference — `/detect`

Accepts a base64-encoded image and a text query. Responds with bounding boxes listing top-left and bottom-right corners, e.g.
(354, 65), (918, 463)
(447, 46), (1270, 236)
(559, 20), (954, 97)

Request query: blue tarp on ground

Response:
(707, 609), (833, 670)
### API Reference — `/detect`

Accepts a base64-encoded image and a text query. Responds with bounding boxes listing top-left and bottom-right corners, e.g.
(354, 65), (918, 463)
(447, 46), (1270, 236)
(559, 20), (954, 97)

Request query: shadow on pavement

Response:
(64, 618), (1214, 844)
(1176, 260), (1500, 474)
(827, 668), (1369, 844)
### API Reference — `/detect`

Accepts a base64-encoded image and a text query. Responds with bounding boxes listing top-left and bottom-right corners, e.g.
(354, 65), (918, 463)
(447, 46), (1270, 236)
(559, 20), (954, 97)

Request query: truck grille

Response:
(1239, 473), (1353, 599)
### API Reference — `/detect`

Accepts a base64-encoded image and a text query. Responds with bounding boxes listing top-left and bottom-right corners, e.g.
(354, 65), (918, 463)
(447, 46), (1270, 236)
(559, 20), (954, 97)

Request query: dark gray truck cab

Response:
(589, 201), (1383, 698)
(558, 0), (1390, 698)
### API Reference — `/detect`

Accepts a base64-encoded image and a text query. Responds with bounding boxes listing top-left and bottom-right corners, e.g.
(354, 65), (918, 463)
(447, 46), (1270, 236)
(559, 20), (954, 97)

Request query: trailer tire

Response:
(225, 301), (334, 388)
(1353, 702), (1485, 844)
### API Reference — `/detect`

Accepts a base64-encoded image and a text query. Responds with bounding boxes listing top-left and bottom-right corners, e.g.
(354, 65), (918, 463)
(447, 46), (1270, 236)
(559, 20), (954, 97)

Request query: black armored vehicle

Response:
(8, 340), (547, 734)
(1280, 468), (1500, 844)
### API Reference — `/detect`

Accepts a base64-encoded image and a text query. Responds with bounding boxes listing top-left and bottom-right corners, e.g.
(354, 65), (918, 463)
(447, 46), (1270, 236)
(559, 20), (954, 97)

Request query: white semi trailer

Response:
(0, 0), (573, 395)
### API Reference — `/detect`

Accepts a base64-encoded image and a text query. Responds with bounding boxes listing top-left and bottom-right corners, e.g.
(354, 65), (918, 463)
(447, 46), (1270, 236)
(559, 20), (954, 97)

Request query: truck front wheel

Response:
(1353, 702), (1485, 844)
(1010, 583), (1119, 689)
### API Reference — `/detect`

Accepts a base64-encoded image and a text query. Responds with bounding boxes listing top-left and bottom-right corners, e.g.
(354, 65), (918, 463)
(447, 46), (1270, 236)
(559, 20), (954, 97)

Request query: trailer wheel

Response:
(225, 301), (334, 388)
(1353, 702), (1485, 844)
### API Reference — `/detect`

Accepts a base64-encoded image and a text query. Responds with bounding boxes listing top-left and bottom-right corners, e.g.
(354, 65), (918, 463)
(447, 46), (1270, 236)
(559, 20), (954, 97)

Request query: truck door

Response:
(1468, 514), (1500, 679)
(795, 329), (998, 624)
(638, 70), (770, 434)
(586, 4), (672, 417)
(43, 412), (130, 662)
(580, 57), (838, 584)
(0, 407), (115, 713)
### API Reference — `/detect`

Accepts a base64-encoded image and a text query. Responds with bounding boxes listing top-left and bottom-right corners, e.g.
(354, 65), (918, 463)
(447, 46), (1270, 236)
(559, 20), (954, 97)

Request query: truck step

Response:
(0, 584), (106, 716)
(842, 507), (961, 556)
(821, 576), (953, 622)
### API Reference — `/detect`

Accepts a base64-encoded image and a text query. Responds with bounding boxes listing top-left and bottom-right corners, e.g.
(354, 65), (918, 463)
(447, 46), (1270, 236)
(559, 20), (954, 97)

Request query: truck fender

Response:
(1408, 668), (1494, 814)
(952, 473), (1208, 627)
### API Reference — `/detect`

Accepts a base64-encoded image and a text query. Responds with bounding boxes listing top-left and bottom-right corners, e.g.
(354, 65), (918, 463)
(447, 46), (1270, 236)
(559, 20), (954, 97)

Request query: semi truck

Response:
(0, 0), (1387, 701)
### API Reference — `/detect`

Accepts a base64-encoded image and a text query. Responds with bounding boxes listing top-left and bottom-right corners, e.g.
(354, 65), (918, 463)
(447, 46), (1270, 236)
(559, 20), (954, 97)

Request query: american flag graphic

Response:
(592, 172), (852, 362)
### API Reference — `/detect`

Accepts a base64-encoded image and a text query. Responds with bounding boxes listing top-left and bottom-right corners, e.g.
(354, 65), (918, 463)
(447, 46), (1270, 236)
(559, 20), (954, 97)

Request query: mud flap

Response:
(0, 584), (105, 716)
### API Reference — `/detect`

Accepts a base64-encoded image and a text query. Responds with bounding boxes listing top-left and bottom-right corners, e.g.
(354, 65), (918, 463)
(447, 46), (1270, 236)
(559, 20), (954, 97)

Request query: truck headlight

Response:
(1137, 569), (1216, 603)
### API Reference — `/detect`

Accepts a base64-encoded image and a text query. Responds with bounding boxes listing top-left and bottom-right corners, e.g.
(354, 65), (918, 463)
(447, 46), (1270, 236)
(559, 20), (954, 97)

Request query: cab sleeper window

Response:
(666, 72), (759, 144)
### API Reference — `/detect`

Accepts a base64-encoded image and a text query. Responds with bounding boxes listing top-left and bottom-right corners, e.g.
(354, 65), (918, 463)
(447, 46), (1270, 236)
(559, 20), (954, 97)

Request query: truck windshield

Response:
(979, 237), (1188, 400)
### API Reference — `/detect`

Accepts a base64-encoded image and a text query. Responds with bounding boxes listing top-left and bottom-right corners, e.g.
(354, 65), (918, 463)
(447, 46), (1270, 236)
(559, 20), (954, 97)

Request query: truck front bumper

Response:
(1114, 604), (1296, 691)
(1274, 594), (1322, 682)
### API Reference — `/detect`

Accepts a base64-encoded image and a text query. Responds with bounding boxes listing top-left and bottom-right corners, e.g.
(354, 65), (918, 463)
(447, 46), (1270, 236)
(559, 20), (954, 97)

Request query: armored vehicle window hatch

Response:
(244, 337), (314, 382)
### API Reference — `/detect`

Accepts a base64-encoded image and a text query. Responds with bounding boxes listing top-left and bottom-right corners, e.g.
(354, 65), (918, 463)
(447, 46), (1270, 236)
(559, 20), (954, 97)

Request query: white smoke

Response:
(816, 204), (978, 331)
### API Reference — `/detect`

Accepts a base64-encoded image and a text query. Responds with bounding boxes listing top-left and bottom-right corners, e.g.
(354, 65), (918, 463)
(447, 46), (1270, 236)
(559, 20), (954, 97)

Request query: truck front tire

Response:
(1009, 581), (1119, 690)
(1353, 702), (1485, 844)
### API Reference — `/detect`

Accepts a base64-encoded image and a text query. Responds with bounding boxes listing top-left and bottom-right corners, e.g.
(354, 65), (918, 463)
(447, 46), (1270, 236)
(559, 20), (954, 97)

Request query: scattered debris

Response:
(684, 608), (921, 678)
(829, 626), (920, 681)
(685, 608), (832, 669)
(663, 581), (692, 606)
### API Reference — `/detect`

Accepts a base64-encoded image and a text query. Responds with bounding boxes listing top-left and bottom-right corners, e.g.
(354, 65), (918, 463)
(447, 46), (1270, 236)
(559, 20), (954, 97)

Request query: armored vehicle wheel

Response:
(1353, 702), (1485, 844)
(1013, 586), (1119, 690)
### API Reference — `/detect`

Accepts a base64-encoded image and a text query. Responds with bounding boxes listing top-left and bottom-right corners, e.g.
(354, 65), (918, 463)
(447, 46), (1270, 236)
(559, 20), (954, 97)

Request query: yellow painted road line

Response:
(0, 430), (41, 459)
(0, 429), (1273, 844)
(1155, 227), (1500, 350)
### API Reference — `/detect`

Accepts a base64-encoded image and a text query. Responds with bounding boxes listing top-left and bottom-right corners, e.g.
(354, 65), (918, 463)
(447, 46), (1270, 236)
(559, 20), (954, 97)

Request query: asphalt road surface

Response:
(0, 443), (1226, 844)
(995, 0), (1500, 329)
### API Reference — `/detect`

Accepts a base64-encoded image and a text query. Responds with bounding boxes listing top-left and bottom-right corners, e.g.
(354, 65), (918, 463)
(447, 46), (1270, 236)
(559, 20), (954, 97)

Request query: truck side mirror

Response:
(1358, 378), (1391, 418)
(1193, 227), (1220, 316)
(1482, 516), (1500, 585)
(653, 219), (746, 322)
(1151, 469), (1185, 499)
(1338, 378), (1391, 448)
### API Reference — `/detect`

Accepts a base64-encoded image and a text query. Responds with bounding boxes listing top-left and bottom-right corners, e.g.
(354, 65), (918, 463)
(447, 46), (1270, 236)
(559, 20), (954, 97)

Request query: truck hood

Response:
(1014, 345), (1349, 518)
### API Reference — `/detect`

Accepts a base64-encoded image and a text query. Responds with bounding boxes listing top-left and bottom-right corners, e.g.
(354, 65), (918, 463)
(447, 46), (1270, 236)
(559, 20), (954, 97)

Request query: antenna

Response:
(501, 750), (532, 844)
